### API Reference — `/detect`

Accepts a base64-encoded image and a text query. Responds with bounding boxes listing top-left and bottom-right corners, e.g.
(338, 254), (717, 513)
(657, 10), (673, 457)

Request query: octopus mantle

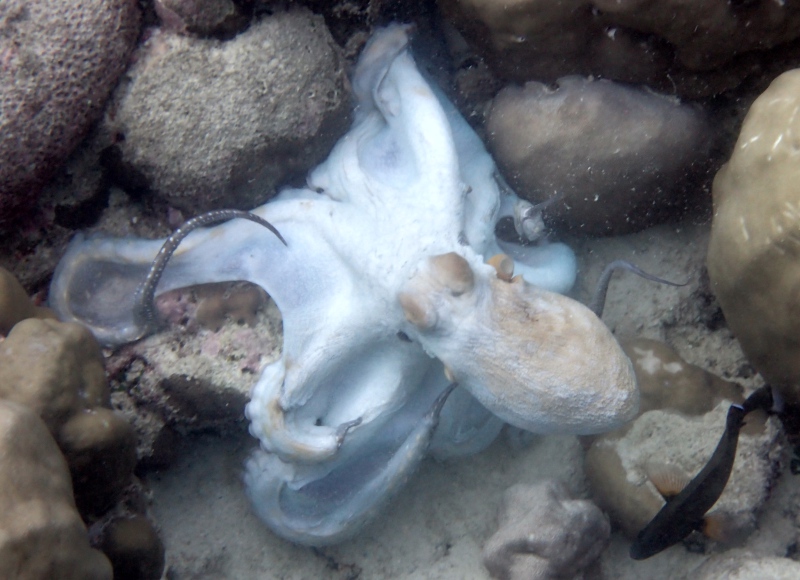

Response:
(50, 25), (638, 546)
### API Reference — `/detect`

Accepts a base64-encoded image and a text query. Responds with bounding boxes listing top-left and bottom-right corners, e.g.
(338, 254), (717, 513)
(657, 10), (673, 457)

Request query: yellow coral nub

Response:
(487, 253), (514, 282)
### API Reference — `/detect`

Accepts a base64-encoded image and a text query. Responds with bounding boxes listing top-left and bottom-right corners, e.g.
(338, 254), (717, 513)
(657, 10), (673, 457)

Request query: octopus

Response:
(49, 25), (638, 546)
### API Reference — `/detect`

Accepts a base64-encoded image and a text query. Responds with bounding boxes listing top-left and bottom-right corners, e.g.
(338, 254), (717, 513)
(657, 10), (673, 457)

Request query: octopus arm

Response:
(49, 196), (350, 347)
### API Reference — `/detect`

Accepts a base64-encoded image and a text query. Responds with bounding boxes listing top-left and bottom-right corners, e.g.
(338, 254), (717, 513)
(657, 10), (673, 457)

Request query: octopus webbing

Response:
(49, 25), (638, 546)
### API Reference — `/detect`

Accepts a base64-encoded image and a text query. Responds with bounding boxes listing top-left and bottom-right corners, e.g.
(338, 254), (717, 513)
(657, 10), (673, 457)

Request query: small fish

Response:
(630, 386), (778, 560)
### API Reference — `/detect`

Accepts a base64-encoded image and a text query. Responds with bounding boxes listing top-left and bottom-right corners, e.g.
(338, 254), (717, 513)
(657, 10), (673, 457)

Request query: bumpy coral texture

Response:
(0, 318), (137, 517)
(107, 8), (350, 214)
(586, 401), (780, 540)
(0, 400), (113, 580)
(0, 0), (140, 227)
(440, 0), (800, 97)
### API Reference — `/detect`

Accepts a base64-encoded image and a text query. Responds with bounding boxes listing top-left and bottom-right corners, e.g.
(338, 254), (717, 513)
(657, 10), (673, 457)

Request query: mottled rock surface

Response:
(0, 400), (113, 580)
(586, 401), (781, 540)
(487, 76), (714, 236)
(708, 67), (800, 408)
(621, 338), (742, 416)
(482, 480), (609, 580)
(106, 8), (350, 214)
(0, 0), (140, 230)
(108, 287), (282, 465)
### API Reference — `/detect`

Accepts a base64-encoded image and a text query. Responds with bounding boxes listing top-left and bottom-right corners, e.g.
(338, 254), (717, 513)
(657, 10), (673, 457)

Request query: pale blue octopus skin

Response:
(46, 25), (611, 546)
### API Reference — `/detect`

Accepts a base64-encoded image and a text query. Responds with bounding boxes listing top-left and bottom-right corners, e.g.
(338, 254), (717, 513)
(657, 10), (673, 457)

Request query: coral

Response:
(50, 25), (637, 545)
(585, 401), (781, 541)
(708, 68), (800, 408)
(105, 8), (350, 214)
(59, 407), (137, 516)
(0, 318), (109, 433)
(0, 0), (140, 229)
(0, 270), (161, 572)
(693, 550), (800, 580)
(0, 400), (113, 580)
(486, 76), (714, 236)
(439, 0), (800, 97)
(482, 480), (609, 580)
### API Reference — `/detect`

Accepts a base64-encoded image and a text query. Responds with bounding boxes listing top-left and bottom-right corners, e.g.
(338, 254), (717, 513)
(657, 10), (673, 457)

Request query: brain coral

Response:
(0, 0), (140, 229)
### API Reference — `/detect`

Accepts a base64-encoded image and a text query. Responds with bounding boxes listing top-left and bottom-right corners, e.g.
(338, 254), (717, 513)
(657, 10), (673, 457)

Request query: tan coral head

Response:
(399, 252), (639, 435)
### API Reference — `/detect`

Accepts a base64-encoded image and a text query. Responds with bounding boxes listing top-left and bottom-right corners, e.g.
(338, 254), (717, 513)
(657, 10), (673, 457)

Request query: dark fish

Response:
(742, 383), (779, 415)
(630, 385), (779, 560)
(629, 404), (745, 560)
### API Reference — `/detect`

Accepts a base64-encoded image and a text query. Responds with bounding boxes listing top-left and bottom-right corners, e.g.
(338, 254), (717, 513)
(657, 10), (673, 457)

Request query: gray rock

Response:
(106, 8), (350, 214)
(107, 287), (283, 466)
(0, 0), (140, 230)
(691, 550), (800, 580)
(487, 76), (714, 236)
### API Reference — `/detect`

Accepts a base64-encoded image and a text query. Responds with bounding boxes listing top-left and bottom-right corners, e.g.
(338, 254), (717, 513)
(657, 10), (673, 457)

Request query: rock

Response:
(0, 400), (112, 580)
(156, 281), (269, 332)
(154, 0), (249, 38)
(97, 515), (165, 580)
(708, 68), (800, 408)
(585, 401), (781, 541)
(621, 338), (742, 416)
(0, 0), (140, 230)
(107, 289), (282, 464)
(0, 266), (56, 334)
(691, 550), (800, 580)
(482, 480), (610, 580)
(0, 318), (109, 434)
(0, 317), (140, 519)
(487, 76), (714, 236)
(106, 8), (350, 214)
(439, 0), (800, 98)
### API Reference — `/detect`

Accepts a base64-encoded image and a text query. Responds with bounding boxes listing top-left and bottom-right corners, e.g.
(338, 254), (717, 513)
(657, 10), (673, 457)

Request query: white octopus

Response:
(50, 25), (638, 546)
